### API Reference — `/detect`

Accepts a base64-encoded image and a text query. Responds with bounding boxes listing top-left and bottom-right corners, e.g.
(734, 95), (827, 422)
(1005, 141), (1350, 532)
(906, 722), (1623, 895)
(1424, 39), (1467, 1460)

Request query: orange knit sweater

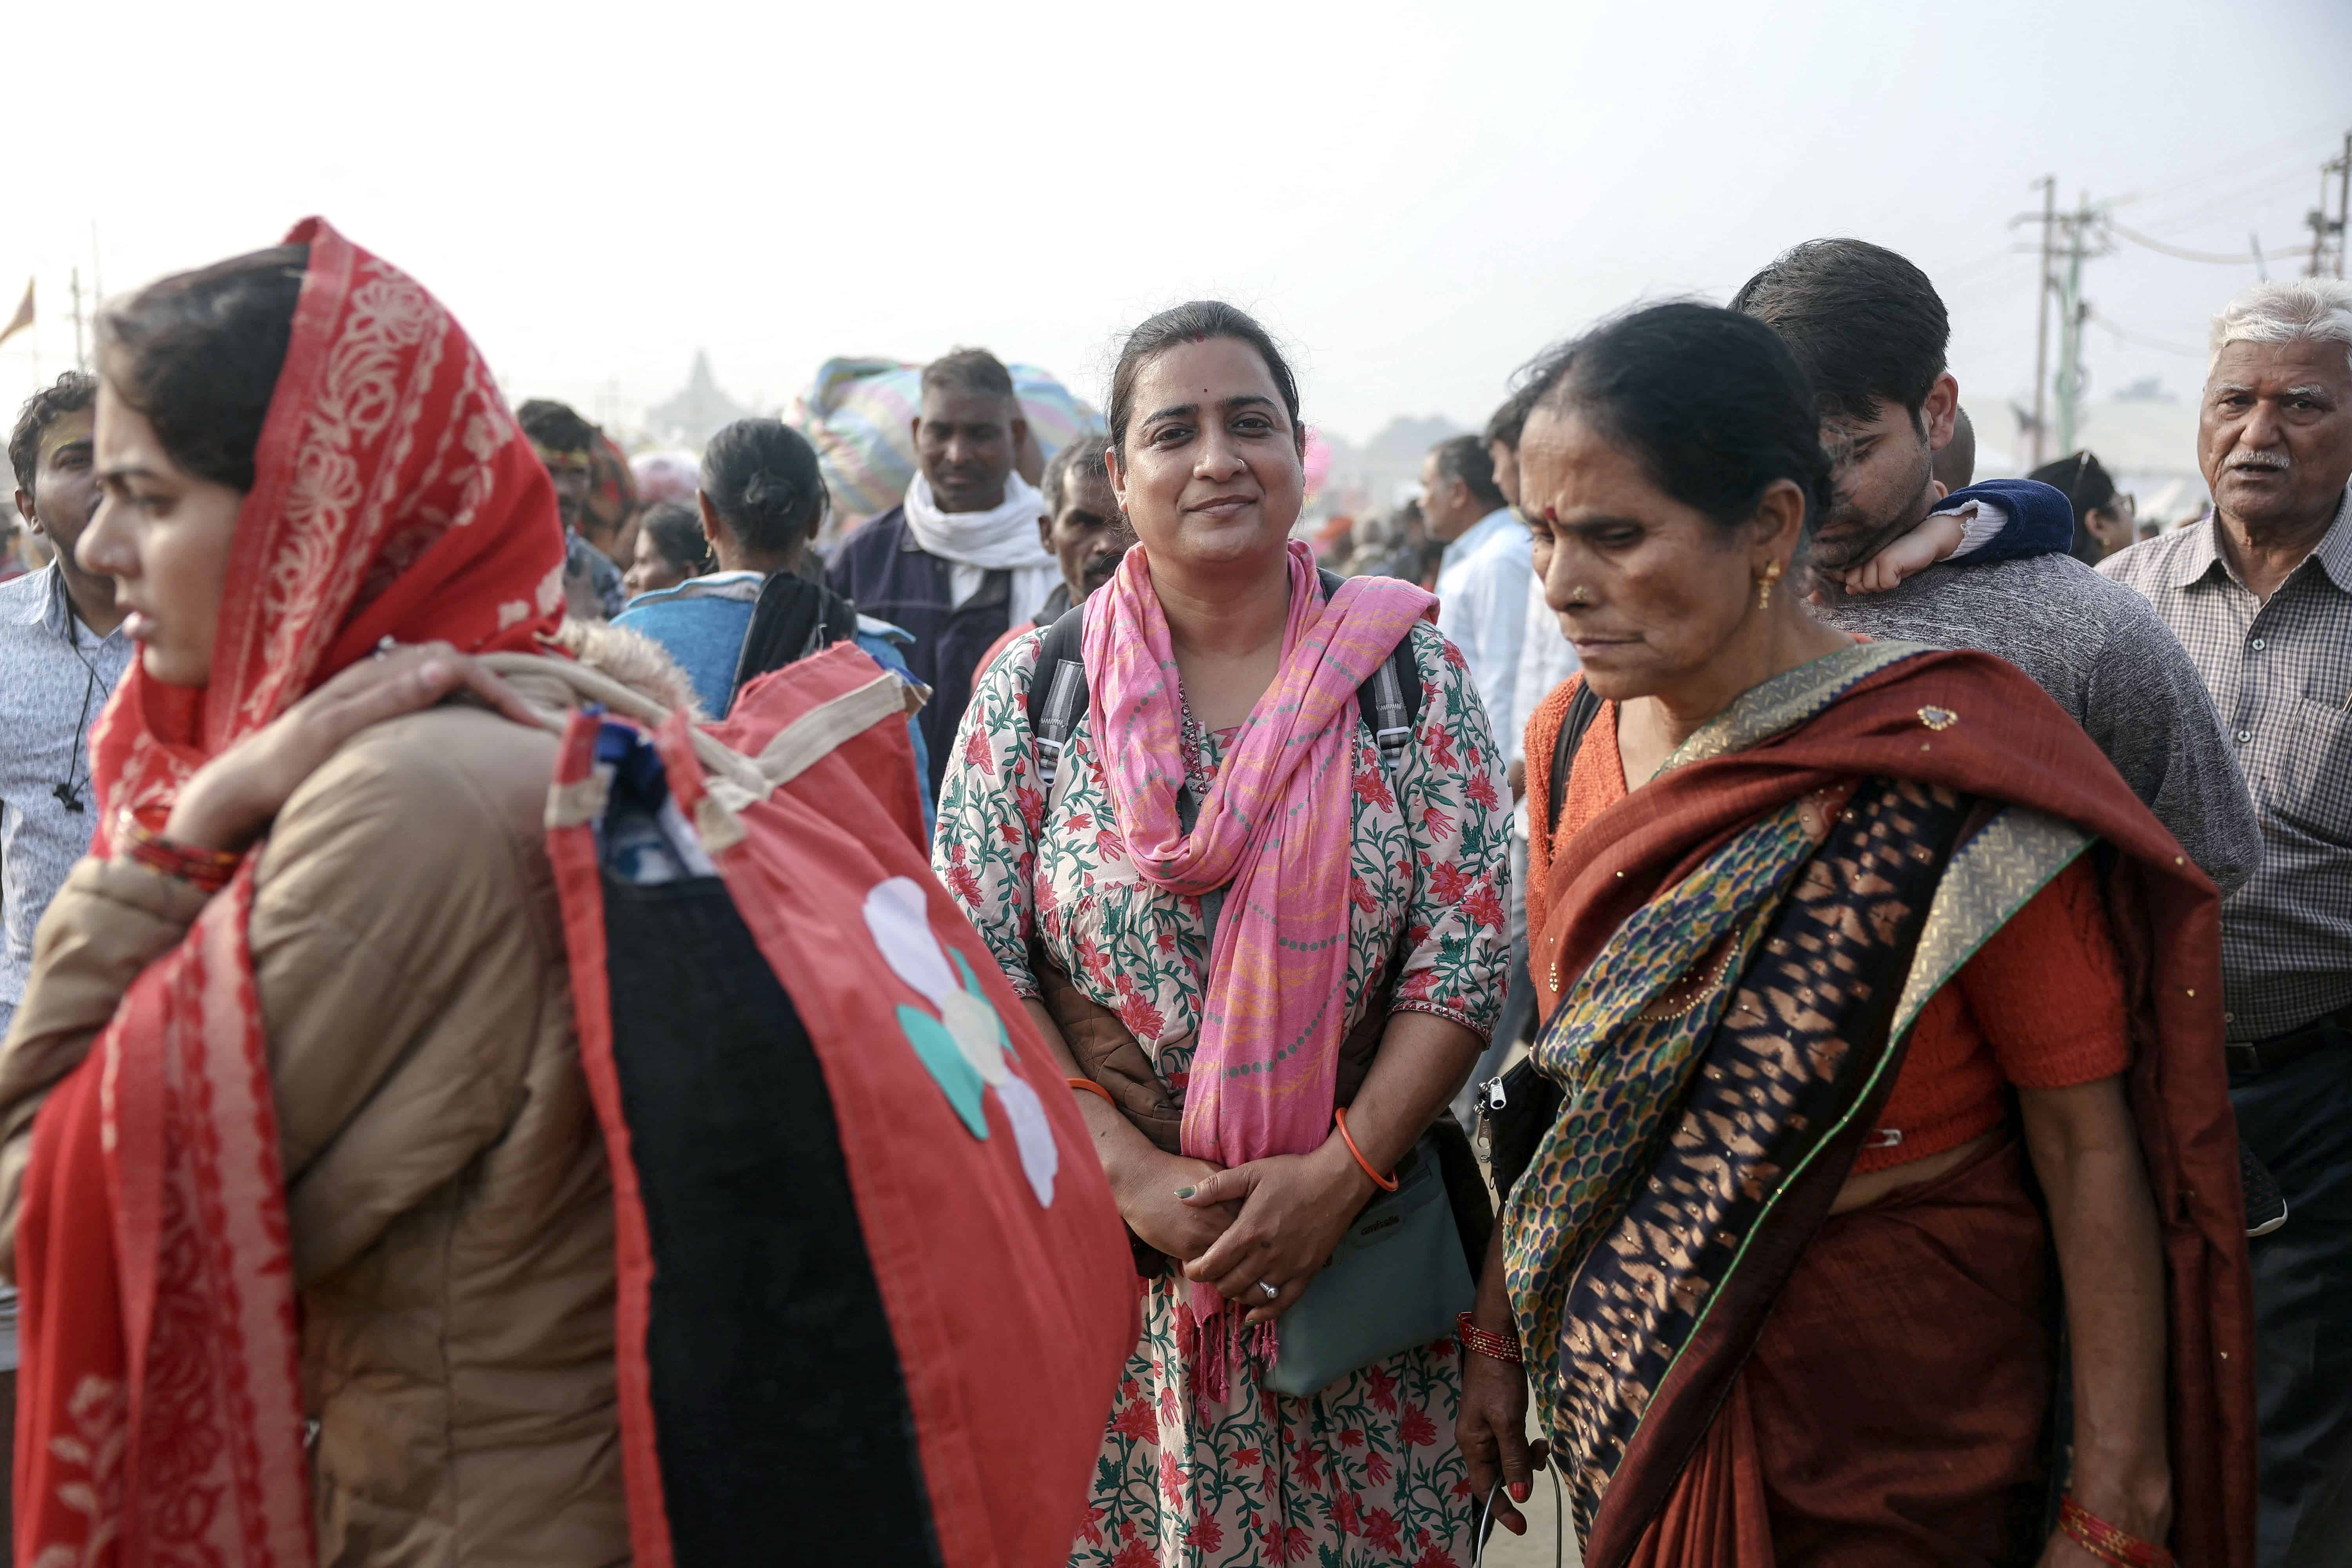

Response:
(1524, 679), (2129, 1174)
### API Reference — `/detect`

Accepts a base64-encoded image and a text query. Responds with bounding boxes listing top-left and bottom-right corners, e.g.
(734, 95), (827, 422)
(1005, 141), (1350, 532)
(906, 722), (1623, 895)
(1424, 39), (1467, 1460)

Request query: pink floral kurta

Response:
(934, 620), (1512, 1568)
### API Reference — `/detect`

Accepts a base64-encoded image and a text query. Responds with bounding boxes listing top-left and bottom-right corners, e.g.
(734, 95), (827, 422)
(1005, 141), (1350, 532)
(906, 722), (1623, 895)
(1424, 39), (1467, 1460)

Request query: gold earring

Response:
(1757, 560), (1783, 611)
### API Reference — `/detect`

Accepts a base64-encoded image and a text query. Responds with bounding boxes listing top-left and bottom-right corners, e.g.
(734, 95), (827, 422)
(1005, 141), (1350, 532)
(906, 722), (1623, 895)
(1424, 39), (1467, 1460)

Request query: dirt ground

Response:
(1472, 1453), (1579, 1568)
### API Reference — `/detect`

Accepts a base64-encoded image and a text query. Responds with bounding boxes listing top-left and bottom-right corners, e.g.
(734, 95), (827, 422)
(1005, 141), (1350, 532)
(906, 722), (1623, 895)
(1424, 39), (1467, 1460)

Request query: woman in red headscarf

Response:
(0, 222), (631, 1566)
(0, 220), (1141, 1568)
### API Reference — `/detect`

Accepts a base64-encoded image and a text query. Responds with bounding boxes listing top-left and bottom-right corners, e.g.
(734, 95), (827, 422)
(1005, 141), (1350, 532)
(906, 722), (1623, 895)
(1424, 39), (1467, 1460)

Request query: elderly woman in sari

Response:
(1455, 303), (2255, 1568)
(935, 301), (1513, 1566)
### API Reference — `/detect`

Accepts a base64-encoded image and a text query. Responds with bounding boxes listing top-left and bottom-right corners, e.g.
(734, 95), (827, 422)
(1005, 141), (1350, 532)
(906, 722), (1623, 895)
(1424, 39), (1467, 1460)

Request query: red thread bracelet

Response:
(1066, 1077), (1116, 1108)
(118, 815), (241, 895)
(2057, 1495), (2172, 1568)
(1456, 1310), (1523, 1365)
(1332, 1108), (1399, 1192)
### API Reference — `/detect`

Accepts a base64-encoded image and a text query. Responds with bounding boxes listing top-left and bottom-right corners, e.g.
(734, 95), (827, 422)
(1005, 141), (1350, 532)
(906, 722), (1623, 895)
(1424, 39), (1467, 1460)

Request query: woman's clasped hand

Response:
(1167, 1136), (1381, 1324)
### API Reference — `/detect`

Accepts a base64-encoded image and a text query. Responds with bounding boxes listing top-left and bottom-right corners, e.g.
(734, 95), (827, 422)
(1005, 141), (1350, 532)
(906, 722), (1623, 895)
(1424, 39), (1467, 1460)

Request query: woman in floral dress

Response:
(934, 301), (1512, 1568)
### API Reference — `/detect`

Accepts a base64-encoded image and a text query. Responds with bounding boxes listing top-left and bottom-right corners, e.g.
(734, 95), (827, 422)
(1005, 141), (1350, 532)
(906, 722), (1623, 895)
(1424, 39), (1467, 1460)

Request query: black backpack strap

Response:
(816, 591), (859, 660)
(1026, 600), (1090, 794)
(1319, 569), (1421, 772)
(1545, 680), (1605, 842)
(731, 572), (861, 708)
(1027, 573), (1426, 795)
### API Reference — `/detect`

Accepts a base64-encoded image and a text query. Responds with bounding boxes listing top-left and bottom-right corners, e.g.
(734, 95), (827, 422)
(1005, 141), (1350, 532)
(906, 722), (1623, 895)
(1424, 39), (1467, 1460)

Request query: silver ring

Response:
(1256, 1280), (1279, 1302)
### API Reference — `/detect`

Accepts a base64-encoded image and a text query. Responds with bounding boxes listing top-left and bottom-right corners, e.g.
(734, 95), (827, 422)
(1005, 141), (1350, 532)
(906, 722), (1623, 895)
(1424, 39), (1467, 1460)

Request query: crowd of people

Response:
(0, 214), (2346, 1568)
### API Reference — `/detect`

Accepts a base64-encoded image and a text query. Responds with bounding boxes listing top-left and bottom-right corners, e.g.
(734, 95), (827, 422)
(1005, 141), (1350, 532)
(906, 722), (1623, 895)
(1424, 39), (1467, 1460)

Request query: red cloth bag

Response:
(545, 641), (1137, 1568)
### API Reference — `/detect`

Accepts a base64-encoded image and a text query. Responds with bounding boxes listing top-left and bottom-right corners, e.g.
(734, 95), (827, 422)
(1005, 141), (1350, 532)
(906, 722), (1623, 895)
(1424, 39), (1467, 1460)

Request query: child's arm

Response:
(1829, 478), (2079, 595)
(1935, 478), (2078, 563)
(1833, 511), (1965, 594)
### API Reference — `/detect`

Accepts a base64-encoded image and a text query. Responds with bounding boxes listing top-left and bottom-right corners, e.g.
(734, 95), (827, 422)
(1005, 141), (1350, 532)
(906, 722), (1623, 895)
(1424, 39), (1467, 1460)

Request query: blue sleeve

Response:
(856, 630), (937, 837)
(1939, 479), (2077, 564)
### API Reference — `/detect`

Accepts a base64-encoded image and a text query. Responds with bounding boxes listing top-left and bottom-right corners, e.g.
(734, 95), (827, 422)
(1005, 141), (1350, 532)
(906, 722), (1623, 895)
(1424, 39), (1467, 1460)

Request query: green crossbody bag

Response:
(1262, 1133), (1476, 1397)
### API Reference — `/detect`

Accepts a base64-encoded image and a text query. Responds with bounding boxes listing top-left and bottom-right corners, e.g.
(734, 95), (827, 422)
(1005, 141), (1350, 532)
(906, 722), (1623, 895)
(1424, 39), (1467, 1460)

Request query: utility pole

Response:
(2053, 193), (2109, 460)
(2029, 176), (2055, 470)
(2340, 131), (2350, 277)
(69, 268), (86, 371)
(2308, 130), (2350, 278)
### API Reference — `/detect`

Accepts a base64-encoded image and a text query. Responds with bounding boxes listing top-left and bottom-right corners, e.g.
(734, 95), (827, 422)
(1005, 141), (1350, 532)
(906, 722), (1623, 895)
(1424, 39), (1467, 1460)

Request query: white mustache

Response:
(2228, 454), (2291, 472)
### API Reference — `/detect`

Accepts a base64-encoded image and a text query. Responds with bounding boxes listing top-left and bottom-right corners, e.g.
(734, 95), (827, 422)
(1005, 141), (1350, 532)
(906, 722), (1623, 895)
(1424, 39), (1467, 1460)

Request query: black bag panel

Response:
(1543, 679), (1604, 840)
(1489, 683), (1605, 1205)
(730, 571), (862, 708)
(602, 874), (942, 1567)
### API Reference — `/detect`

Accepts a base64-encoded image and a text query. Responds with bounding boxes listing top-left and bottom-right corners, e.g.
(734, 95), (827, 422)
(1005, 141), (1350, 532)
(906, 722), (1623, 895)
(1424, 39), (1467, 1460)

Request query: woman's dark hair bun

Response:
(699, 418), (829, 555)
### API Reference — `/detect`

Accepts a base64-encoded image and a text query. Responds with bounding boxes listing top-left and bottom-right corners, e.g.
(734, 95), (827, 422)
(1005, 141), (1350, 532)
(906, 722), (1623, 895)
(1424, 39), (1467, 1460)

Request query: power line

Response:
(2090, 315), (2205, 359)
(2123, 153), (2322, 230)
(2129, 164), (2324, 238)
(2111, 117), (2348, 216)
(2109, 221), (2303, 266)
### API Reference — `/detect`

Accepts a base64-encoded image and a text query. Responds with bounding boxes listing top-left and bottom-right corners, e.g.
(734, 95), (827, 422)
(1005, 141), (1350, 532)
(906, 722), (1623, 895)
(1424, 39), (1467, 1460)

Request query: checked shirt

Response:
(2101, 486), (2352, 1040)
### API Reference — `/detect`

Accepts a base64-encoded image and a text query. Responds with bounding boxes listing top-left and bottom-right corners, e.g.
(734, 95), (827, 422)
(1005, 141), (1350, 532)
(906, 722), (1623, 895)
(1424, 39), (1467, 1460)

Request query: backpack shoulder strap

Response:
(1545, 679), (1605, 842)
(1319, 569), (1422, 771)
(815, 586), (859, 658)
(732, 572), (842, 706)
(1026, 600), (1091, 793)
(1029, 574), (1427, 792)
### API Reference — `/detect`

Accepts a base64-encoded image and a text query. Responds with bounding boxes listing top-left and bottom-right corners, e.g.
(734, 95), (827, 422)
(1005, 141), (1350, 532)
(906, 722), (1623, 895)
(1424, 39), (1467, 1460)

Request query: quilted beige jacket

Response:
(0, 633), (698, 1566)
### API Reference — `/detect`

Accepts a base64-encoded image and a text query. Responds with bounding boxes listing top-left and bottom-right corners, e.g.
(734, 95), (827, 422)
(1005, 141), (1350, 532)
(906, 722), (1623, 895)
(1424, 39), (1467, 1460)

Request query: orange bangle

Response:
(1066, 1077), (1116, 1107)
(1332, 1107), (1399, 1192)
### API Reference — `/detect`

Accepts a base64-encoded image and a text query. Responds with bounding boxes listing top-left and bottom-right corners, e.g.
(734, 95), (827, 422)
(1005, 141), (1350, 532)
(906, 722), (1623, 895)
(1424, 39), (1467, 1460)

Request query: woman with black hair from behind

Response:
(612, 417), (932, 813)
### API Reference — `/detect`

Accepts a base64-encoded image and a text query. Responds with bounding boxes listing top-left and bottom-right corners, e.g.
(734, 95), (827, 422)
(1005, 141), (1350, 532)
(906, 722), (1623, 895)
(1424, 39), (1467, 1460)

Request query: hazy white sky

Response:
(4, 0), (2347, 454)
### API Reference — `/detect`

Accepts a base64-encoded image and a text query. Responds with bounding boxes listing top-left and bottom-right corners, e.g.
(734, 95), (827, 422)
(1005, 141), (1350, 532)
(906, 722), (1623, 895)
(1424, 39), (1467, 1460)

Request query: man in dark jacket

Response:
(827, 348), (1057, 797)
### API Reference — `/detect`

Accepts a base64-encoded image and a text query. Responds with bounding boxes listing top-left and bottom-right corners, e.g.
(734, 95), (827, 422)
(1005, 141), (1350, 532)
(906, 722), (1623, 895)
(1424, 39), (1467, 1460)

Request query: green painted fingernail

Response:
(1174, 1186), (1196, 1199)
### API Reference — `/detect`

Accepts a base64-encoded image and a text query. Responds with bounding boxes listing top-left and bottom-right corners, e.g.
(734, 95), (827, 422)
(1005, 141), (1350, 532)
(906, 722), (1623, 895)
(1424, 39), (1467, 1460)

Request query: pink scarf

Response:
(1083, 541), (1434, 1372)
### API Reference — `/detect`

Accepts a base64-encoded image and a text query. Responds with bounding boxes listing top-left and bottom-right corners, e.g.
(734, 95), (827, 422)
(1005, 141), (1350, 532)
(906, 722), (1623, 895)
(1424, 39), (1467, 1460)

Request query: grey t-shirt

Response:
(1817, 552), (2263, 898)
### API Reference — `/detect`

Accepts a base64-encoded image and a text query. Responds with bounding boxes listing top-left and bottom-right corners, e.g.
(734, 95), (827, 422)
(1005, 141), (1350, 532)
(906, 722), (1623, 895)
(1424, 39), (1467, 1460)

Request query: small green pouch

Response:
(1262, 1132), (1475, 1397)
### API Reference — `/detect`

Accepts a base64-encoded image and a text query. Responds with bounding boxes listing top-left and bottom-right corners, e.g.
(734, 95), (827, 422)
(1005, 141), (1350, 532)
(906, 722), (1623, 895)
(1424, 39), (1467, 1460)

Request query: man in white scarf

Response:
(827, 347), (1065, 798)
(902, 474), (1060, 632)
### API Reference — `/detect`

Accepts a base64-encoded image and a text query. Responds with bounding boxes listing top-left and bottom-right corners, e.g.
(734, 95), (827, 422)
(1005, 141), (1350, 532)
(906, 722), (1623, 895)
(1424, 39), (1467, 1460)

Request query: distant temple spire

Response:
(648, 351), (754, 447)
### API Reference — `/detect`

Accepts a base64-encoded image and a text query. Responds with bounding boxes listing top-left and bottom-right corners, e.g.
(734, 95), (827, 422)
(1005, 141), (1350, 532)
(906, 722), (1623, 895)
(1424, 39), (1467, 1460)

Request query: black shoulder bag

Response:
(1478, 680), (1604, 1207)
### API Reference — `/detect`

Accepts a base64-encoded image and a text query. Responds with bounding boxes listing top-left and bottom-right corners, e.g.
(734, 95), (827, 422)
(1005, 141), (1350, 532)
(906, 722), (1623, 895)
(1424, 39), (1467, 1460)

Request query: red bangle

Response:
(118, 815), (241, 895)
(2057, 1495), (2172, 1568)
(1332, 1107), (1399, 1192)
(1066, 1077), (1116, 1107)
(1456, 1310), (1523, 1365)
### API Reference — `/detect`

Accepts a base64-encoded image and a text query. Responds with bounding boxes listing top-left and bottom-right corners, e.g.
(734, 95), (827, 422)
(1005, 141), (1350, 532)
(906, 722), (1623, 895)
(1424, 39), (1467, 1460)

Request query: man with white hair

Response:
(2102, 276), (2352, 1567)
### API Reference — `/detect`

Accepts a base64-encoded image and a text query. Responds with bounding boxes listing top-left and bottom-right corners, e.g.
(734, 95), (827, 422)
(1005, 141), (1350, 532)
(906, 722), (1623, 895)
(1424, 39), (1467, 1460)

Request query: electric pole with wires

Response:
(2014, 183), (2111, 465)
(2308, 129), (2350, 278)
(2053, 194), (2112, 458)
(2027, 176), (2056, 469)
(69, 269), (87, 372)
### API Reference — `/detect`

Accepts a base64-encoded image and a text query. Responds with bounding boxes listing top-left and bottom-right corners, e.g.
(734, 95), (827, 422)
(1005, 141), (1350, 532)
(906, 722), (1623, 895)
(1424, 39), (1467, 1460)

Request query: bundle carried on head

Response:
(788, 357), (1102, 541)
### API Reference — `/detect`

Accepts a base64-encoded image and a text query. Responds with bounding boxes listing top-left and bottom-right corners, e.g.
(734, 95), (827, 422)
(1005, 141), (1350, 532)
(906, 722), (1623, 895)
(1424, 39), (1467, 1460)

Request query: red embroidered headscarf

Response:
(15, 217), (564, 1568)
